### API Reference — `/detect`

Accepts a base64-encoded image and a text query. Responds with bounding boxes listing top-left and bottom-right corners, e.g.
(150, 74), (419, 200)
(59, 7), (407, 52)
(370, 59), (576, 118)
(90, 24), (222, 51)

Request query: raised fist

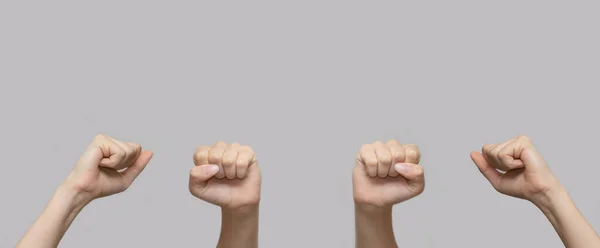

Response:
(470, 135), (561, 203)
(189, 142), (261, 210)
(63, 134), (154, 202)
(353, 139), (425, 208)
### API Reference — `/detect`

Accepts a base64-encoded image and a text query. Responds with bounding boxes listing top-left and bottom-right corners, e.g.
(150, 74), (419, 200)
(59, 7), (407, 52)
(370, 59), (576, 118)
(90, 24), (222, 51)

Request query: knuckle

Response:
(359, 144), (372, 154)
(131, 143), (142, 151)
(378, 154), (392, 165)
(208, 150), (223, 163)
(221, 154), (236, 166)
(483, 144), (494, 154)
(242, 145), (254, 154)
(406, 147), (420, 160)
(194, 149), (209, 159)
(518, 135), (531, 143)
(236, 160), (248, 168)
(365, 158), (378, 167)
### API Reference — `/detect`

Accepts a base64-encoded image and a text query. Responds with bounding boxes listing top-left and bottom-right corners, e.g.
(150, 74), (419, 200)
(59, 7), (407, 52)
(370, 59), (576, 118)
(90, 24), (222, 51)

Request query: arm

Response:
(355, 205), (397, 248)
(217, 206), (259, 248)
(17, 185), (90, 248)
(16, 134), (152, 248)
(353, 140), (425, 248)
(471, 135), (600, 248)
(534, 185), (600, 248)
(190, 142), (261, 248)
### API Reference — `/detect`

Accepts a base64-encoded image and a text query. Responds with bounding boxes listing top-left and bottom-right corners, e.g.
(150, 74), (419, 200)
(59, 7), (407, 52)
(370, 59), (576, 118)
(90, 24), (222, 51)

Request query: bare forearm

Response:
(17, 184), (90, 248)
(355, 204), (397, 248)
(534, 186), (600, 248)
(217, 205), (259, 248)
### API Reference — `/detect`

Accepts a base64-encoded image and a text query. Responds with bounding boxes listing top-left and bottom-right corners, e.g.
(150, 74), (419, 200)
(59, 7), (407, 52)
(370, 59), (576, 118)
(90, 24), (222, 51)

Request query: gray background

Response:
(1, 1), (599, 247)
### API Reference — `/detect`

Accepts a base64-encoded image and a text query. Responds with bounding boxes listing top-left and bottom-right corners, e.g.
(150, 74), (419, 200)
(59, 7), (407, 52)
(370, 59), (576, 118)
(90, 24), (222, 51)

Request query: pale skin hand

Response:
(189, 141), (260, 248)
(353, 139), (425, 248)
(17, 134), (153, 248)
(471, 135), (600, 248)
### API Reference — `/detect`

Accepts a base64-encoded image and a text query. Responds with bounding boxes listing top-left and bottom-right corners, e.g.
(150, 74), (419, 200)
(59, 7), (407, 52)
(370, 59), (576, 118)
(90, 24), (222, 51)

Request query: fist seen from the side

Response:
(470, 135), (561, 203)
(64, 134), (154, 202)
(353, 140), (425, 208)
(190, 142), (261, 210)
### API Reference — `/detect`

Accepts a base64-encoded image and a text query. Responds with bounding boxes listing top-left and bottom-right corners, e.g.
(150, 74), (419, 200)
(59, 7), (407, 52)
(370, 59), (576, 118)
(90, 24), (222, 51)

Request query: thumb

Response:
(190, 164), (220, 184)
(394, 163), (424, 181)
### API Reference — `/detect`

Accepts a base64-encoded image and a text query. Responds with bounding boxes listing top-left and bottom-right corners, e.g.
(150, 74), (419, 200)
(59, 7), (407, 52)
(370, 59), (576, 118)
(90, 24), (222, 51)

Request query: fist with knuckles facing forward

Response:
(353, 139), (425, 208)
(189, 141), (261, 210)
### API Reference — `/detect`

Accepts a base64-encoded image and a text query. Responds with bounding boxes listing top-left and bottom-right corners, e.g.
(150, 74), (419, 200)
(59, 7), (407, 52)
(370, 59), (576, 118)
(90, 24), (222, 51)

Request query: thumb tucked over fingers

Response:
(190, 164), (220, 183)
(394, 163), (424, 181)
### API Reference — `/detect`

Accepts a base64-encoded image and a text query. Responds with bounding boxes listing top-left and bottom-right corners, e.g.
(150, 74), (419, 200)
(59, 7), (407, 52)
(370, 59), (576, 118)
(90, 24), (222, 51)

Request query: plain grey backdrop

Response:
(1, 1), (599, 247)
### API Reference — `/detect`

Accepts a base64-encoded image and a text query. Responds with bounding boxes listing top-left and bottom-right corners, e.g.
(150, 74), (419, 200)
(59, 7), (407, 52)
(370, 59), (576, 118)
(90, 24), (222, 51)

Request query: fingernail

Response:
(206, 164), (220, 175)
(395, 163), (410, 173)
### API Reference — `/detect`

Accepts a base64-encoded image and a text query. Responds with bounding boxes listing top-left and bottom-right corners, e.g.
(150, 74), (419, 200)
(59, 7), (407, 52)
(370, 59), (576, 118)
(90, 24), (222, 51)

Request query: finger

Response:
(470, 151), (501, 188)
(208, 145), (226, 179)
(403, 144), (421, 164)
(359, 145), (377, 177)
(488, 137), (518, 169)
(374, 141), (392, 178)
(125, 142), (143, 166)
(96, 136), (127, 169)
(387, 140), (404, 177)
(498, 139), (526, 170)
(110, 139), (138, 170)
(214, 141), (227, 149)
(222, 143), (240, 179)
(236, 149), (255, 179)
(393, 163), (424, 182)
(193, 146), (211, 165)
(189, 163), (220, 184)
(121, 150), (154, 187)
(510, 136), (544, 167)
(481, 144), (496, 164)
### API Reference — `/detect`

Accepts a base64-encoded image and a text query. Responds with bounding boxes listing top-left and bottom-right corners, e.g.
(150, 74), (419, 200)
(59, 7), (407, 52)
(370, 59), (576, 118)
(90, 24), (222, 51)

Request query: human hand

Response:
(63, 134), (153, 204)
(353, 139), (425, 208)
(189, 142), (261, 210)
(470, 135), (562, 204)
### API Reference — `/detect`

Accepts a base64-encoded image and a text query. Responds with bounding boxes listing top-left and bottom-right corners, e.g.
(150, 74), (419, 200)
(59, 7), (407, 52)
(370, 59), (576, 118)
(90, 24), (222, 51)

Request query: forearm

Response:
(355, 204), (397, 248)
(533, 185), (600, 248)
(17, 184), (90, 248)
(217, 205), (259, 248)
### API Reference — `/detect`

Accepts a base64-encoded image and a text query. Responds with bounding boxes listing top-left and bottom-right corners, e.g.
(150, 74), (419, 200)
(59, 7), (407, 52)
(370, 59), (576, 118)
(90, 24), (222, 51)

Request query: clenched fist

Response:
(470, 135), (561, 203)
(189, 142), (261, 210)
(63, 134), (154, 202)
(353, 140), (425, 208)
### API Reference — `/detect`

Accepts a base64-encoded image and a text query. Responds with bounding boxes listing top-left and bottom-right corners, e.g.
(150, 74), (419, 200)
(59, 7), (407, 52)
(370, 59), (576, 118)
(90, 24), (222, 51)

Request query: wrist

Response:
(55, 183), (93, 211)
(355, 203), (393, 221)
(355, 202), (393, 214)
(530, 183), (569, 214)
(222, 204), (259, 218)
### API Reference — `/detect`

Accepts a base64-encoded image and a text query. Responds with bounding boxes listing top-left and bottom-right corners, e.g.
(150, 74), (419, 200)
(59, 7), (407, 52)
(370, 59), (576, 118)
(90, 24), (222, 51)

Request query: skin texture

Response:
(471, 135), (600, 248)
(353, 139), (425, 248)
(190, 141), (260, 248)
(17, 134), (153, 248)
